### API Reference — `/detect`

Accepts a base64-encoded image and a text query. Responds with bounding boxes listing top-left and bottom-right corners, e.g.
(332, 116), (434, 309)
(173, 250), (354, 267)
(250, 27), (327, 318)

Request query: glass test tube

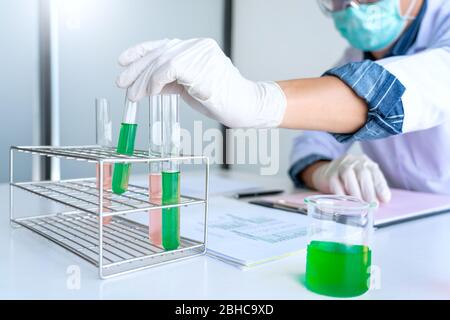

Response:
(95, 98), (113, 224)
(148, 96), (163, 245)
(112, 99), (138, 194)
(161, 95), (181, 251)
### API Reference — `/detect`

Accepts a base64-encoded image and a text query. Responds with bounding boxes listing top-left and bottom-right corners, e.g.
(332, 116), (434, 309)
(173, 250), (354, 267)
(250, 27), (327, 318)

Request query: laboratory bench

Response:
(1, 170), (450, 299)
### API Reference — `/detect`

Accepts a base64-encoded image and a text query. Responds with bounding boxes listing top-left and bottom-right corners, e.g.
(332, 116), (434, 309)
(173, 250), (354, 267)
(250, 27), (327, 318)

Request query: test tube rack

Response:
(9, 145), (209, 279)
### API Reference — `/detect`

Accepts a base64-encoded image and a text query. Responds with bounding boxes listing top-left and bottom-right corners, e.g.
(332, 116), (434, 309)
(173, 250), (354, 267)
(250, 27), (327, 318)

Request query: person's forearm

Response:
(300, 160), (329, 190)
(277, 76), (367, 133)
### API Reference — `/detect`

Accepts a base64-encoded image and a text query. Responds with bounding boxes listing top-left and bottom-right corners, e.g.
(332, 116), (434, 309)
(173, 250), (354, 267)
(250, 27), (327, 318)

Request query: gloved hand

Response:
(311, 154), (391, 203)
(116, 38), (286, 128)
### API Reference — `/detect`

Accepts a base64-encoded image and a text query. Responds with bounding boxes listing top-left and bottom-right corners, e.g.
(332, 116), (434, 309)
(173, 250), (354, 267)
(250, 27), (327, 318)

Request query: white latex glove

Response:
(311, 154), (392, 203)
(116, 38), (286, 128)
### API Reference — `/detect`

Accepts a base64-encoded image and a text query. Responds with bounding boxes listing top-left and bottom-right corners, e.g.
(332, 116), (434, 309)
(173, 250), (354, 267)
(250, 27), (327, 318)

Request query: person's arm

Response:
(288, 130), (391, 203)
(374, 47), (450, 133)
(115, 38), (406, 141)
(116, 38), (449, 141)
(278, 76), (367, 133)
(281, 48), (450, 145)
(288, 131), (351, 187)
(300, 160), (328, 189)
(115, 39), (369, 134)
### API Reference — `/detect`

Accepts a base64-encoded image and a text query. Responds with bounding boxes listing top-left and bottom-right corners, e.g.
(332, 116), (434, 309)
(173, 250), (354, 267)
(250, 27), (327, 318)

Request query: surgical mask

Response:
(329, 0), (418, 51)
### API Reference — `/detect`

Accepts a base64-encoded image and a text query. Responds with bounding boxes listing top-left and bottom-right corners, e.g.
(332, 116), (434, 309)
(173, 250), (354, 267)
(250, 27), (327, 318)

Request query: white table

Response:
(1, 170), (450, 299)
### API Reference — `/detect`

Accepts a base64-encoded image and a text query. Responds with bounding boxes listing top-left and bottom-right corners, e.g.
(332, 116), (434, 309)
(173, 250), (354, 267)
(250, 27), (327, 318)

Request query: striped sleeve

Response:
(324, 60), (406, 143)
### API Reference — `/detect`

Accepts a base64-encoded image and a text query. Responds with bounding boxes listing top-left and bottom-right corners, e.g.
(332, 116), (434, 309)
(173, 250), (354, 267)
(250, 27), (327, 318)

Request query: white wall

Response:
(232, 0), (348, 177)
(0, 0), (38, 182)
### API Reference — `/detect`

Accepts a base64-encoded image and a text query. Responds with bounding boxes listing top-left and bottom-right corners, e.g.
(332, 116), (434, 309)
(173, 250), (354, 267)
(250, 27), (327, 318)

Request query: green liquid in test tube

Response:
(112, 99), (138, 194)
(162, 171), (180, 250)
(160, 95), (181, 251)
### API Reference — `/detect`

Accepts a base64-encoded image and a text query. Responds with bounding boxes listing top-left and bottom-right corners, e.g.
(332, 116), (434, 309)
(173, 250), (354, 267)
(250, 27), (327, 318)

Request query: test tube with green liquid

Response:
(161, 95), (181, 251)
(112, 99), (138, 194)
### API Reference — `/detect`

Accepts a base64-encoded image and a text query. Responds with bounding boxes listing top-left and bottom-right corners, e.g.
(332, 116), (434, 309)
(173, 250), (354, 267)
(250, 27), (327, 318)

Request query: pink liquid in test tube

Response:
(95, 98), (113, 225)
(149, 173), (162, 245)
(97, 163), (113, 225)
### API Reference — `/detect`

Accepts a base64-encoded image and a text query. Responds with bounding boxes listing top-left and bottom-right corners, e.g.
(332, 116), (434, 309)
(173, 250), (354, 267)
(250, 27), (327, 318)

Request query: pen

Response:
(233, 189), (284, 199)
(249, 199), (307, 215)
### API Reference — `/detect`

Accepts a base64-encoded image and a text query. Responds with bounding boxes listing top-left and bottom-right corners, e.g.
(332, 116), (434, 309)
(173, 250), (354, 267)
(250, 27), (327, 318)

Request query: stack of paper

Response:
(182, 196), (311, 269)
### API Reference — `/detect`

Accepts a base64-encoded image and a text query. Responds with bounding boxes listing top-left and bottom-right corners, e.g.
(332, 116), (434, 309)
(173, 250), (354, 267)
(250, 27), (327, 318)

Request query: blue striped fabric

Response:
(324, 60), (406, 143)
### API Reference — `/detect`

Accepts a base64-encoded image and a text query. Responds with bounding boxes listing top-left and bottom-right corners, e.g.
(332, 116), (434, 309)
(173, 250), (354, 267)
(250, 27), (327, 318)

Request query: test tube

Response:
(112, 99), (138, 194)
(148, 96), (162, 245)
(161, 95), (181, 251)
(95, 98), (112, 224)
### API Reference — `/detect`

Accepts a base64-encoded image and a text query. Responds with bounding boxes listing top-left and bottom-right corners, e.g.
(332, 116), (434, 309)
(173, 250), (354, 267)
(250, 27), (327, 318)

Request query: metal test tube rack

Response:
(9, 145), (209, 279)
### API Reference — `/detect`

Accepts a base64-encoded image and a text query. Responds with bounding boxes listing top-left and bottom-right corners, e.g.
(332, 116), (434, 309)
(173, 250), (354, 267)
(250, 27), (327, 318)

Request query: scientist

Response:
(116, 0), (450, 203)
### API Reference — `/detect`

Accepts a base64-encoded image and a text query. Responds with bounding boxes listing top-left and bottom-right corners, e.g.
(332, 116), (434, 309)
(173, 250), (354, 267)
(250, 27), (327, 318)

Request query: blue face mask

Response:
(331, 0), (415, 52)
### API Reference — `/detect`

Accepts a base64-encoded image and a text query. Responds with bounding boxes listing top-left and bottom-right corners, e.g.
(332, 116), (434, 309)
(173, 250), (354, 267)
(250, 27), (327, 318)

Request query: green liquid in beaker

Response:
(305, 240), (371, 297)
(112, 123), (137, 194)
(162, 171), (180, 250)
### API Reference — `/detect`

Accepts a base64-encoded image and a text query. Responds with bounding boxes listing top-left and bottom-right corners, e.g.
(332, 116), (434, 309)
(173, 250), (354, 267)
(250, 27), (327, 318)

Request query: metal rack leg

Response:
(98, 161), (105, 279)
(203, 157), (209, 252)
(9, 148), (19, 228)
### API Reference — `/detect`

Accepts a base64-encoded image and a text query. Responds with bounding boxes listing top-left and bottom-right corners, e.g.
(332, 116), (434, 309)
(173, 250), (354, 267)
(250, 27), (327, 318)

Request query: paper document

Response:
(182, 196), (311, 269)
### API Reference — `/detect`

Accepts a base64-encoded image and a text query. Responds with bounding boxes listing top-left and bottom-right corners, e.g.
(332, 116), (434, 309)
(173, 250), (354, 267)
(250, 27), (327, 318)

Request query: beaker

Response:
(304, 195), (375, 297)
(95, 98), (112, 224)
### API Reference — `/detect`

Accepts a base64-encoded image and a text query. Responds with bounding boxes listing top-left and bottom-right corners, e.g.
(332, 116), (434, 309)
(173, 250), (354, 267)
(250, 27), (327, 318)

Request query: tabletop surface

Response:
(2, 169), (450, 299)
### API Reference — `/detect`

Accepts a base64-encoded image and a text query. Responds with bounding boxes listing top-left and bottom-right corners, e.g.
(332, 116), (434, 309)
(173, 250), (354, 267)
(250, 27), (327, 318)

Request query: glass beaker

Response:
(304, 195), (375, 298)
